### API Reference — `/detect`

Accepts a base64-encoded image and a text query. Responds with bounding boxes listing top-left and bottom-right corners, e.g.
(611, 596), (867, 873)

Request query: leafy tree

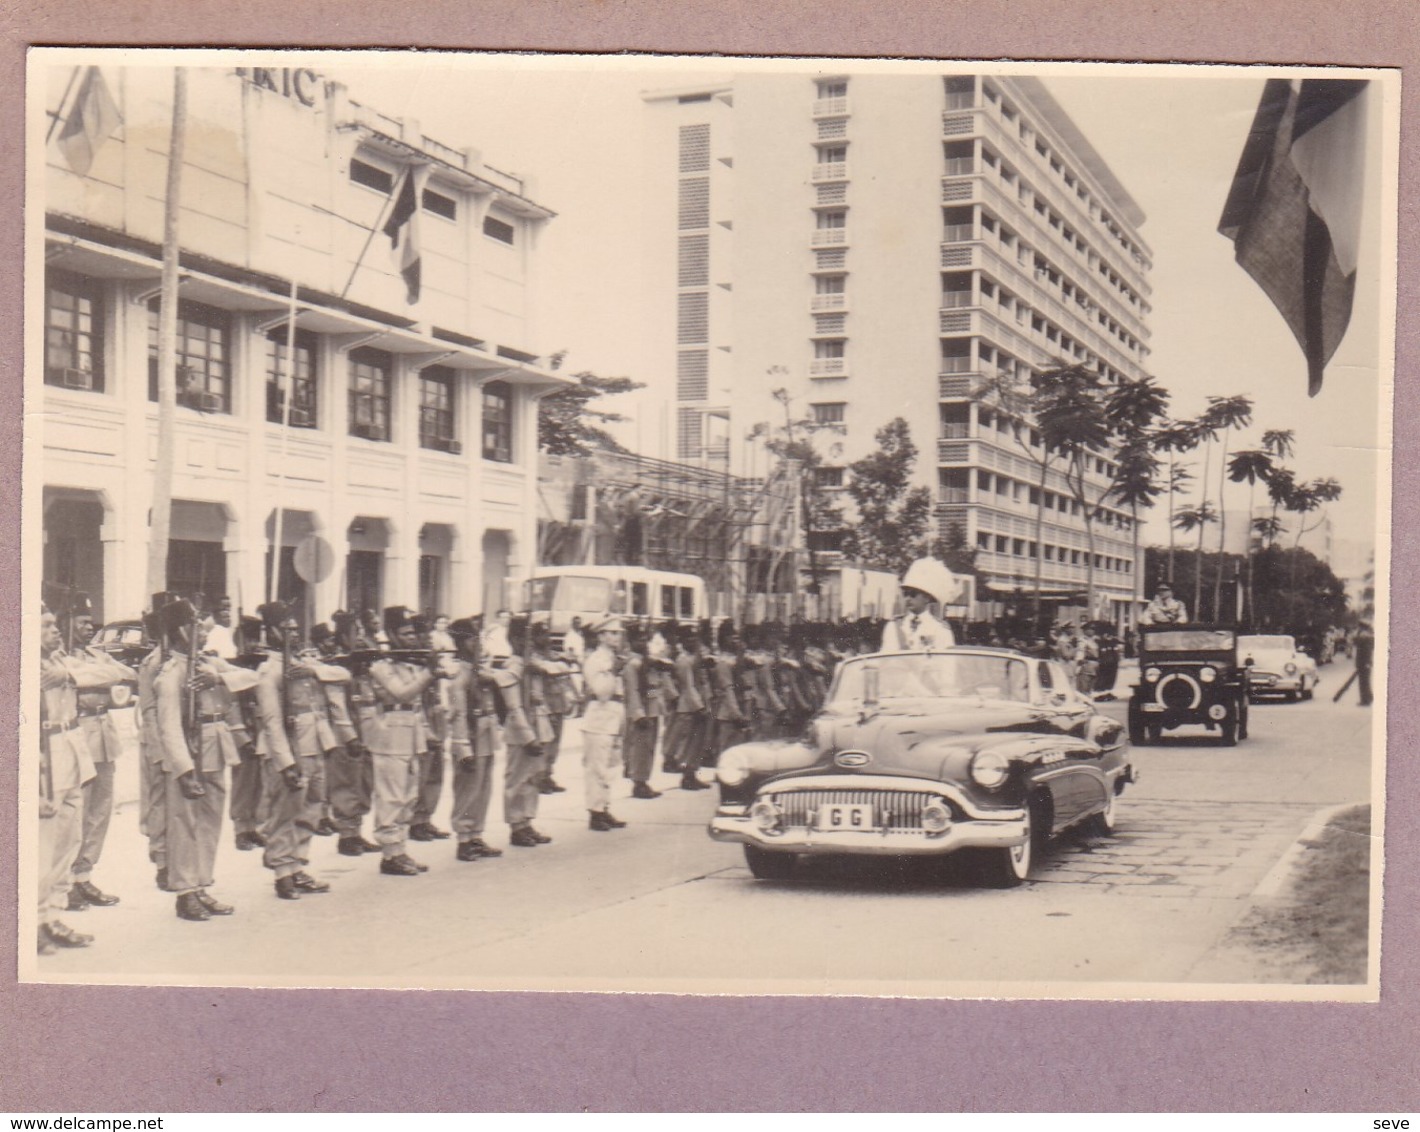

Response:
(1227, 447), (1277, 620)
(839, 417), (933, 575)
(1201, 395), (1254, 619)
(537, 369), (644, 456)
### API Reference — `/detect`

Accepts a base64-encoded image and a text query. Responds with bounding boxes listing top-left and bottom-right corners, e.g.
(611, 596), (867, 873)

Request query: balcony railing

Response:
(939, 356), (973, 375)
(944, 93), (978, 110)
(940, 291), (974, 309)
(809, 358), (847, 378)
(812, 161), (849, 183)
(811, 228), (848, 247)
(813, 96), (850, 117)
(939, 423), (971, 440)
(811, 292), (849, 312)
(942, 223), (975, 243)
(943, 157), (975, 176)
(937, 488), (971, 504)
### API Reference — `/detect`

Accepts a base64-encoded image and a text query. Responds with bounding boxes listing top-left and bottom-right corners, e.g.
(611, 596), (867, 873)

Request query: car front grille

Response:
(766, 789), (943, 832)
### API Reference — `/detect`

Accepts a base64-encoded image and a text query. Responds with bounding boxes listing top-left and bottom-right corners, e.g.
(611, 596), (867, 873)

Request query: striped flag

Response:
(1219, 78), (1368, 396)
(57, 66), (123, 177)
(382, 164), (428, 304)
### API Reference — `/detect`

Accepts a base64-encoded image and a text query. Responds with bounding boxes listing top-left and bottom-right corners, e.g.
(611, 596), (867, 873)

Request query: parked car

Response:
(1239, 634), (1319, 702)
(708, 648), (1135, 888)
(1129, 625), (1249, 745)
(90, 619), (153, 668)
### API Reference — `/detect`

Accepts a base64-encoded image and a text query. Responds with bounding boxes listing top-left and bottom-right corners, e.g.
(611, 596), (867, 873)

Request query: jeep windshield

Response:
(830, 654), (1032, 706)
(1140, 628), (1236, 652)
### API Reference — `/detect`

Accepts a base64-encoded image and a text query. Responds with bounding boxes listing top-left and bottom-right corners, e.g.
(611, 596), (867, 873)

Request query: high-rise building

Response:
(37, 62), (568, 625)
(643, 70), (1154, 624)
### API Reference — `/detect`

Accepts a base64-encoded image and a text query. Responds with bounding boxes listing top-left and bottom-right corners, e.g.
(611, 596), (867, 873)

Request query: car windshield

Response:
(98, 625), (144, 644)
(1240, 635), (1295, 651)
(831, 654), (1032, 705)
(1141, 629), (1236, 652)
(527, 576), (613, 613)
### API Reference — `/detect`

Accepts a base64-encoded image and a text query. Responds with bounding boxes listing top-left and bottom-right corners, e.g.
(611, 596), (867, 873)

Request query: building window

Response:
(349, 157), (394, 193)
(348, 346), (392, 441)
(483, 215), (516, 244)
(814, 339), (845, 360)
(265, 328), (319, 428)
(811, 402), (845, 425)
(813, 466), (844, 489)
(816, 210), (846, 230)
(45, 269), (104, 392)
(816, 80), (848, 99)
(482, 380), (513, 463)
(422, 187), (458, 221)
(419, 365), (459, 453)
(816, 145), (847, 163)
(147, 300), (231, 413)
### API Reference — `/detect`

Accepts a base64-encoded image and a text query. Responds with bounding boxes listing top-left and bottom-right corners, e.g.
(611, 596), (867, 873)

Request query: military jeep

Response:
(1128, 624), (1249, 746)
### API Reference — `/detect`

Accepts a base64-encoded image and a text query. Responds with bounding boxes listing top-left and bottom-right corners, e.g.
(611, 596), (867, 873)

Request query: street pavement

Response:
(30, 657), (1375, 993)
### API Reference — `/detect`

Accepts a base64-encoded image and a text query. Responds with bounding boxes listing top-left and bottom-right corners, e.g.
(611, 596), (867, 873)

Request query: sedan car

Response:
(1239, 634), (1319, 702)
(709, 648), (1135, 888)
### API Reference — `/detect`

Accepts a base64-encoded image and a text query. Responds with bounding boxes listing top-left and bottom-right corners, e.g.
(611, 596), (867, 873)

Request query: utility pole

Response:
(146, 67), (187, 600)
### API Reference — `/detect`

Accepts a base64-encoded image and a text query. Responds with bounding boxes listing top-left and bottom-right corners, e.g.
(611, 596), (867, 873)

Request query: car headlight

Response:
(717, 748), (752, 788)
(1285, 662), (1298, 675)
(969, 750), (1010, 790)
(1144, 666), (1161, 682)
(1200, 666), (1217, 682)
(750, 799), (782, 833)
(921, 800), (952, 833)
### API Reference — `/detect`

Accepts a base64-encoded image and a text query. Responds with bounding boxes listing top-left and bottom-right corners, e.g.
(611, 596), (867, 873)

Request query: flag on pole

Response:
(1218, 78), (1368, 397)
(57, 66), (123, 176)
(382, 164), (428, 304)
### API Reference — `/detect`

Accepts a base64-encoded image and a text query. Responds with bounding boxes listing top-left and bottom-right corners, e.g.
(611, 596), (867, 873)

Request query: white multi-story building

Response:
(36, 62), (569, 625)
(643, 70), (1154, 623)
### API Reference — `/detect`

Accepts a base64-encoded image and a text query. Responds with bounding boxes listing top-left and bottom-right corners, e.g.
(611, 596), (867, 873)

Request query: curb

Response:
(1249, 801), (1363, 901)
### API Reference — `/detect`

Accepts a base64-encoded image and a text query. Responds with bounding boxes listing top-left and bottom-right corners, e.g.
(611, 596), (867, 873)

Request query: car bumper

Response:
(1248, 673), (1306, 693)
(708, 809), (1029, 856)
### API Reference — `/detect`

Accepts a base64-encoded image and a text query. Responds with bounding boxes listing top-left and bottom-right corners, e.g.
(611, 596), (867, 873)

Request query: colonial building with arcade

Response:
(37, 62), (570, 625)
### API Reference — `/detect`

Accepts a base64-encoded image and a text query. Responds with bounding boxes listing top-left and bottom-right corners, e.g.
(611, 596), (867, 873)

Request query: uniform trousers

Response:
(541, 713), (566, 774)
(72, 758), (116, 882)
(582, 731), (623, 812)
(503, 743), (543, 828)
(229, 749), (264, 835)
(260, 754), (322, 878)
(413, 744), (445, 826)
(38, 786), (84, 922)
(623, 717), (659, 783)
(664, 710), (709, 773)
(451, 755), (495, 840)
(327, 746), (374, 836)
(165, 767), (227, 895)
(371, 752), (420, 858)
(139, 751), (167, 867)
(709, 718), (750, 767)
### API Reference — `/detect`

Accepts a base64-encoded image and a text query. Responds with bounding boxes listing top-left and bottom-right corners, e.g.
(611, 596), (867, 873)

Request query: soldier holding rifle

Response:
(447, 616), (505, 862)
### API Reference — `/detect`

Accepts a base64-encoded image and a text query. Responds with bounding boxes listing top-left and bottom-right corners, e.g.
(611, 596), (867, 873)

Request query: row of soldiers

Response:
(34, 586), (900, 956)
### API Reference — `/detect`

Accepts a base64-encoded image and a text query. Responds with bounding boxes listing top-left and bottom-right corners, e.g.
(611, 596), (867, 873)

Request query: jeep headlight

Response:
(1200, 666), (1217, 682)
(969, 750), (1010, 790)
(1144, 666), (1161, 682)
(717, 748), (752, 788)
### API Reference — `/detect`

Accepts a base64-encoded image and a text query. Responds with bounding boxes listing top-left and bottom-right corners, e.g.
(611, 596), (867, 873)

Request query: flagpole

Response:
(146, 67), (187, 601)
(339, 165), (411, 301)
(46, 65), (83, 145)
(268, 275), (300, 605)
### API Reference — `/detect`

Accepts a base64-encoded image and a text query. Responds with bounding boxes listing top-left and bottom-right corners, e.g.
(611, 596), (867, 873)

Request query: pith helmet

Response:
(900, 557), (963, 605)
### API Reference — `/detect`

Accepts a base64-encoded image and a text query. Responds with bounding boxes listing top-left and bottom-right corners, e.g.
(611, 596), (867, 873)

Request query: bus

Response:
(523, 566), (708, 642)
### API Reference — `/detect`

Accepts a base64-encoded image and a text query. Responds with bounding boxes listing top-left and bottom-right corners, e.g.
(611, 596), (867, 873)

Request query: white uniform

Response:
(880, 613), (957, 652)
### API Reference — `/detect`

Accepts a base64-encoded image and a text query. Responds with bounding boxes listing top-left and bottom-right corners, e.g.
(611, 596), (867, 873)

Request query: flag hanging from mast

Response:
(382, 163), (428, 304)
(1218, 78), (1368, 397)
(57, 65), (123, 177)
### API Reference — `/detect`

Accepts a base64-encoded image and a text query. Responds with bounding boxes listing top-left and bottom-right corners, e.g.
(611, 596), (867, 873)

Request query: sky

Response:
(318, 56), (1395, 558)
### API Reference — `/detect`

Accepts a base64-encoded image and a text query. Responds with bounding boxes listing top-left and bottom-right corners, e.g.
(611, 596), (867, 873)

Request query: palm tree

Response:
(1202, 395), (1253, 620)
(1109, 439), (1162, 620)
(1227, 448), (1276, 621)
(1172, 501), (1219, 619)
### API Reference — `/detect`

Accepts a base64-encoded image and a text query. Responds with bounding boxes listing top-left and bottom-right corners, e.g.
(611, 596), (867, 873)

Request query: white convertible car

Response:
(1239, 634), (1319, 702)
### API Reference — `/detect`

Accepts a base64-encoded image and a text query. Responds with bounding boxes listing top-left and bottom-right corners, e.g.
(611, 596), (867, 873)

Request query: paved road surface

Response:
(30, 658), (1374, 993)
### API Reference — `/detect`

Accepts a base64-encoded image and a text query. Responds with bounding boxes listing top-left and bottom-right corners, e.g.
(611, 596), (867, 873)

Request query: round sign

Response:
(292, 534), (335, 584)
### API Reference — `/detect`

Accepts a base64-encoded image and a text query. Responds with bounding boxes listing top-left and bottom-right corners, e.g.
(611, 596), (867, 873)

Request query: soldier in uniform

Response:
(447, 617), (505, 862)
(318, 617), (381, 858)
(881, 558), (960, 651)
(500, 615), (552, 847)
(530, 623), (574, 795)
(664, 624), (711, 790)
(252, 602), (348, 900)
(51, 590), (135, 913)
(1138, 583), (1188, 625)
(410, 615), (453, 843)
(136, 595), (174, 890)
(708, 621), (750, 765)
(153, 597), (259, 921)
(229, 614), (269, 852)
(36, 602), (96, 953)
(580, 617), (629, 830)
(365, 606), (451, 875)
(621, 624), (664, 800)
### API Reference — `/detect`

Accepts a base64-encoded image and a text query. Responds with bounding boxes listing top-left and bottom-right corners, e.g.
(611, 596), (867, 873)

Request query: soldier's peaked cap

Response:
(257, 600), (291, 626)
(158, 597), (198, 637)
(384, 605), (414, 635)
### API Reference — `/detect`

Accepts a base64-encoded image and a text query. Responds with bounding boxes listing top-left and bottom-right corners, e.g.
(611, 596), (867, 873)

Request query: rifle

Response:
(184, 603), (201, 753)
(38, 665), (55, 815)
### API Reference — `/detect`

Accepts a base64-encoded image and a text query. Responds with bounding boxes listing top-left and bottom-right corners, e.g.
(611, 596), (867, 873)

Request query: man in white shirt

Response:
(880, 558), (960, 651)
(1139, 584), (1189, 625)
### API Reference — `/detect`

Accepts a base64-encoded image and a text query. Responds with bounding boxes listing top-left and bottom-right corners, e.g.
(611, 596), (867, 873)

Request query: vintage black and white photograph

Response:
(22, 49), (1395, 997)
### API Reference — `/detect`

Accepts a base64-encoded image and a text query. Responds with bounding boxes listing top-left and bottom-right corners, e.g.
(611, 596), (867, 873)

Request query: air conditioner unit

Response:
(183, 390), (223, 413)
(442, 439), (462, 456)
(351, 422), (383, 440)
(51, 367), (94, 390)
(287, 408), (314, 427)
